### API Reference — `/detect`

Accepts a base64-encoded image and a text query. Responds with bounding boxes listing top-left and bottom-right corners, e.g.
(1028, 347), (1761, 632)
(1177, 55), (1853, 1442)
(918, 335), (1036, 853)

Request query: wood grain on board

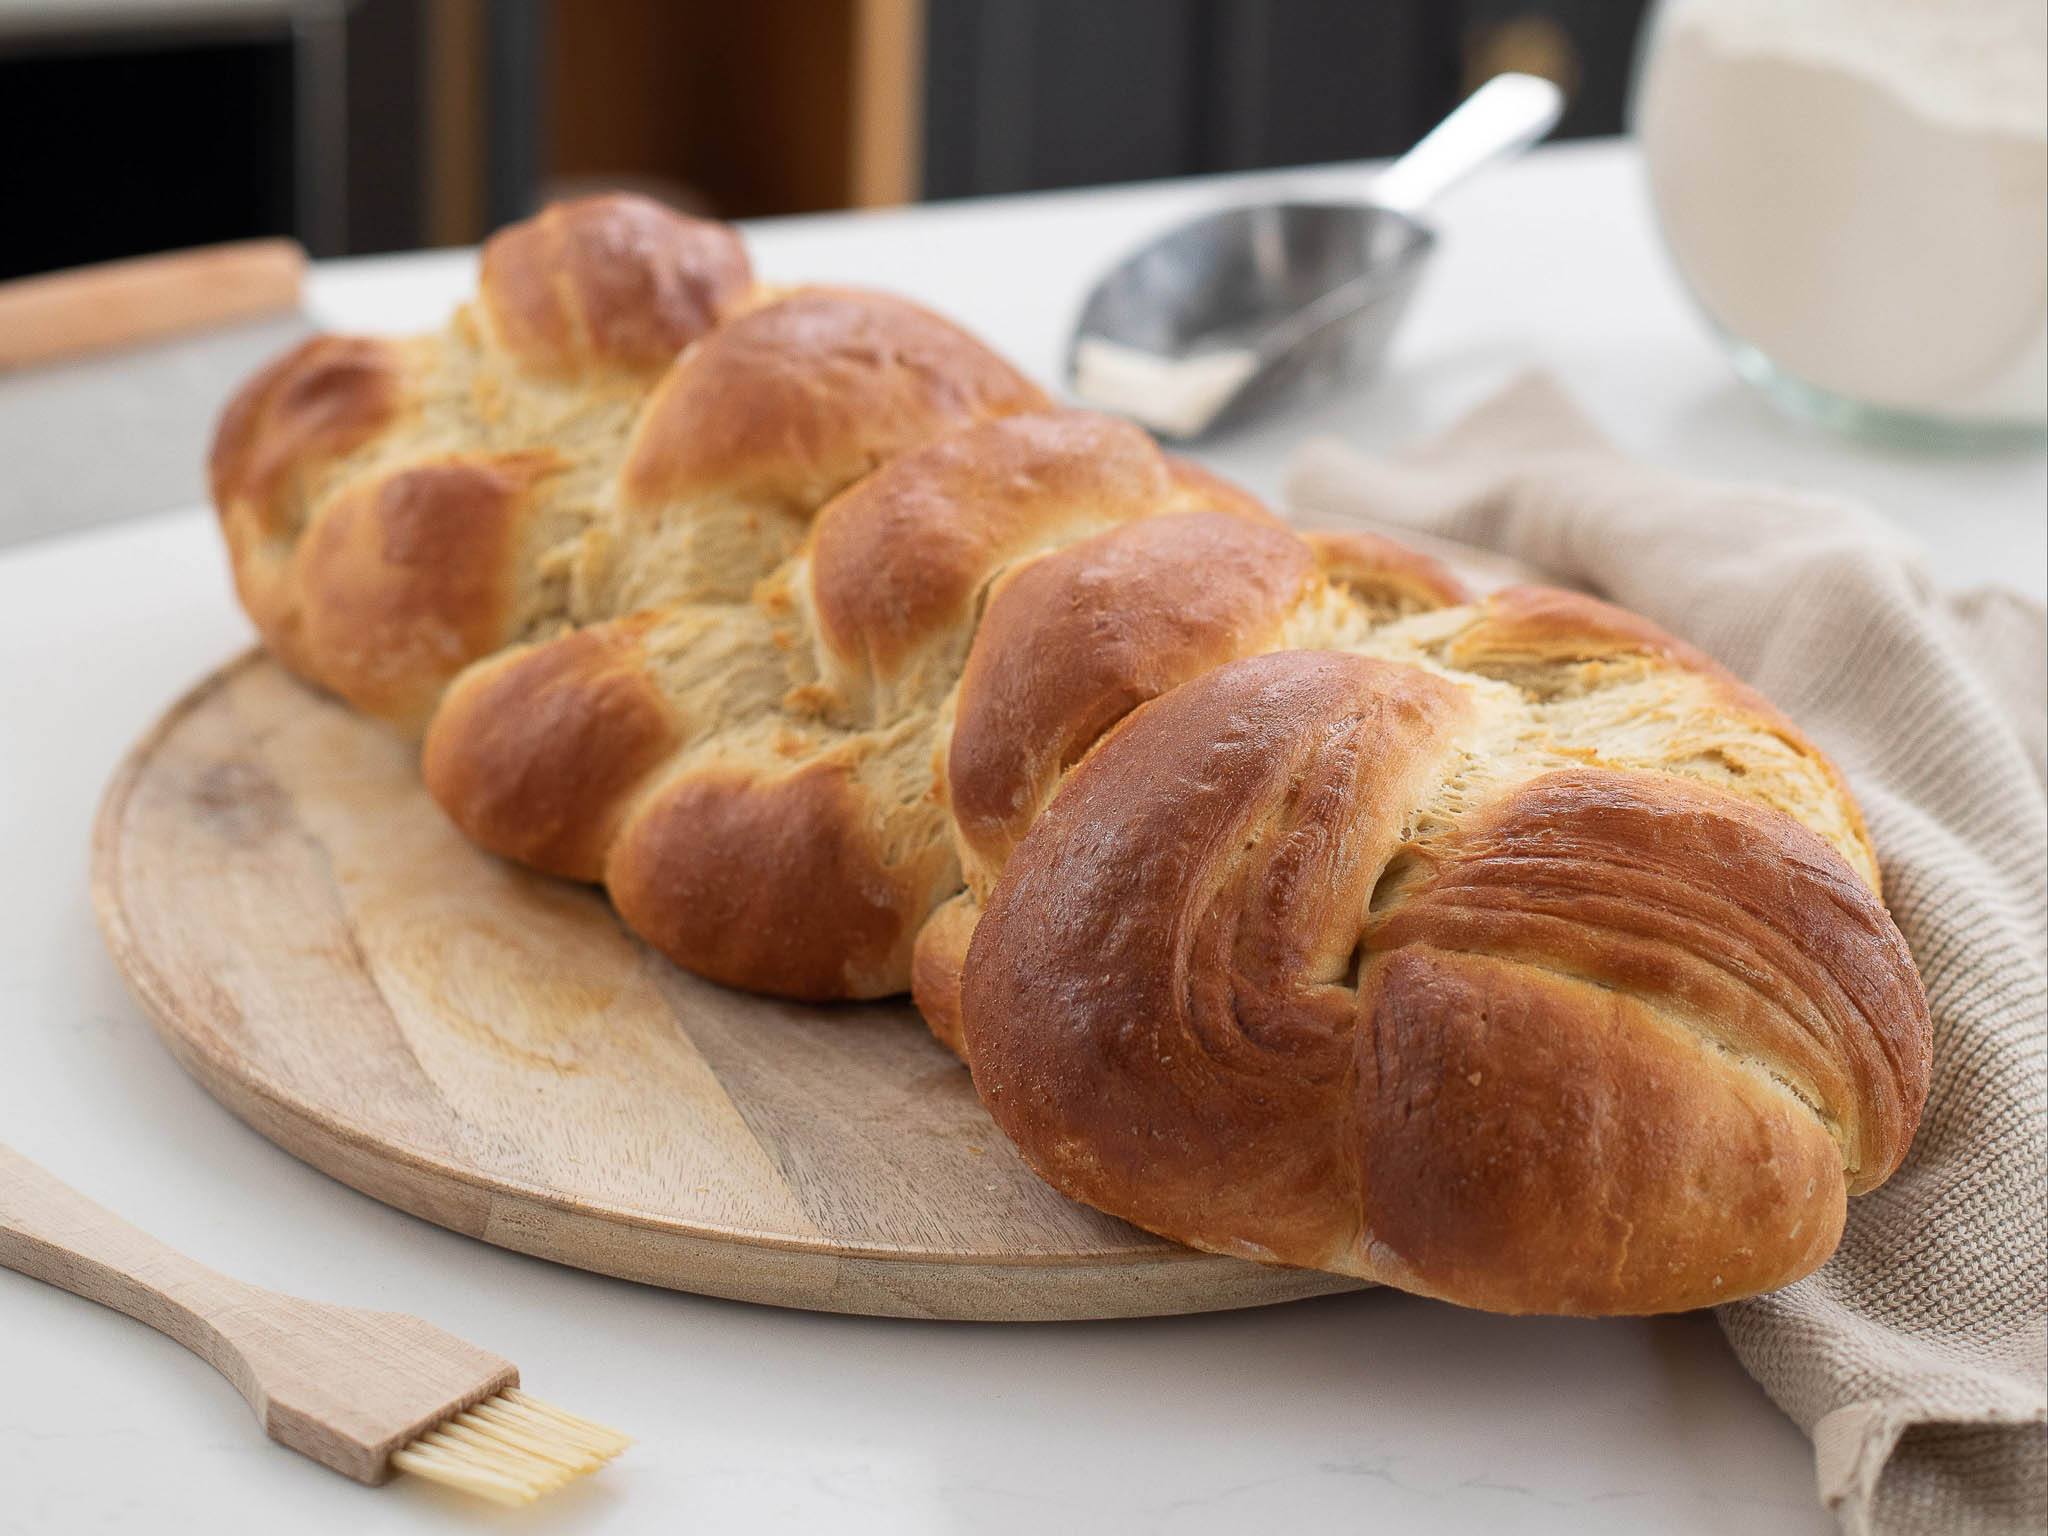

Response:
(91, 653), (1365, 1320)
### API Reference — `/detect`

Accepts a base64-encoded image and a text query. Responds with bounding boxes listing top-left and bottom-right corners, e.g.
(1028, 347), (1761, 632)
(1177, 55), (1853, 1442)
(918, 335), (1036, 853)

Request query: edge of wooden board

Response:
(89, 652), (1368, 1321)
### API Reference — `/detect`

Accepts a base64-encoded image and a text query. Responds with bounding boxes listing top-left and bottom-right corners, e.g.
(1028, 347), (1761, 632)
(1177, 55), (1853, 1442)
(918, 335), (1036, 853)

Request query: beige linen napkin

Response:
(1286, 374), (2047, 1536)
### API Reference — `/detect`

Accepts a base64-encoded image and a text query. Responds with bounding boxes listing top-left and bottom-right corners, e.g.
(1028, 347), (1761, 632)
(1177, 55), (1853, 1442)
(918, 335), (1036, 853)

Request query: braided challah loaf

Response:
(211, 194), (1930, 1315)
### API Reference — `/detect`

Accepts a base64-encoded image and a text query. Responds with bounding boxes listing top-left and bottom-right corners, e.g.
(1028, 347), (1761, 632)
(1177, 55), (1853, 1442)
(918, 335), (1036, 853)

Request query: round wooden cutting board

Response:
(90, 653), (1366, 1321)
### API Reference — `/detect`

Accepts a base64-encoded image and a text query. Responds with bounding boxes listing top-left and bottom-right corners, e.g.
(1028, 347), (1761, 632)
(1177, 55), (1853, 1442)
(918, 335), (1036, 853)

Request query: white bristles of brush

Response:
(392, 1389), (633, 1506)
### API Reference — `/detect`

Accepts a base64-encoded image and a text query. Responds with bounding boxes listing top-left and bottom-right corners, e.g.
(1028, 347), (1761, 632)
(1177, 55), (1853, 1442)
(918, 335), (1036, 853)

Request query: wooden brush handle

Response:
(0, 1143), (267, 1397)
(0, 239), (306, 370)
(0, 1143), (515, 1483)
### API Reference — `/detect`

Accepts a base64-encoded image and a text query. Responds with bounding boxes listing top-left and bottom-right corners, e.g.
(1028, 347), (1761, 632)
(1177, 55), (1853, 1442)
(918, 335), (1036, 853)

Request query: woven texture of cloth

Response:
(1285, 373), (2047, 1536)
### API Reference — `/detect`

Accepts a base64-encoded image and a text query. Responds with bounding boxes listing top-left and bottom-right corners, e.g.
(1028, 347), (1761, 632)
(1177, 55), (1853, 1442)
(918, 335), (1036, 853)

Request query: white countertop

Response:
(2, 140), (2038, 1536)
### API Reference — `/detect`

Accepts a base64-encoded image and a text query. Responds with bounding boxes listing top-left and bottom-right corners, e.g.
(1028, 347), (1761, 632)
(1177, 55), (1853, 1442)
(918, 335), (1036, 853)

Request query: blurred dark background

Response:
(0, 0), (1648, 280)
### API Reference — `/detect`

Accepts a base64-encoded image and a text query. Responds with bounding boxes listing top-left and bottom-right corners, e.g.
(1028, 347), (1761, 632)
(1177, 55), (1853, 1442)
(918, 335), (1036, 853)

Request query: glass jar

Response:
(1634, 0), (2047, 446)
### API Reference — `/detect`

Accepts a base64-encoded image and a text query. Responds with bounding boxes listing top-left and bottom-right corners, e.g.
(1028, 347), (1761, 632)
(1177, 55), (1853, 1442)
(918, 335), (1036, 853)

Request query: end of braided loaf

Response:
(960, 643), (1927, 1312)
(211, 194), (1931, 1315)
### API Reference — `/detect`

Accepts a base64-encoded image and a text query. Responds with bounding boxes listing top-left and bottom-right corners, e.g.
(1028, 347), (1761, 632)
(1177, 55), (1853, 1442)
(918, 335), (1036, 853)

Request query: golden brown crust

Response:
(422, 617), (680, 882)
(963, 650), (1475, 1270)
(1353, 946), (1846, 1313)
(1163, 457), (1277, 524)
(619, 288), (1049, 515)
(947, 510), (1322, 879)
(960, 652), (1929, 1312)
(294, 454), (559, 729)
(910, 894), (978, 1061)
(210, 335), (406, 675)
(478, 194), (753, 378)
(808, 411), (1170, 681)
(1448, 583), (1764, 688)
(606, 759), (951, 1000)
(210, 334), (406, 535)
(1306, 528), (1473, 614)
(1365, 768), (1928, 1191)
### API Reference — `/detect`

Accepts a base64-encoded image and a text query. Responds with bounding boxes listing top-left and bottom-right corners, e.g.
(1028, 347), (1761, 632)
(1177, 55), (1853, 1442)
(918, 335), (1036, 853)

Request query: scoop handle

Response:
(1369, 72), (1566, 218)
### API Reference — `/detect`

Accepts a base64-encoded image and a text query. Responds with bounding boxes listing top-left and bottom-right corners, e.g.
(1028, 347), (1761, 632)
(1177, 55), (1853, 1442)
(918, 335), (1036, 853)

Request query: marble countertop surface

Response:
(3, 139), (2036, 1535)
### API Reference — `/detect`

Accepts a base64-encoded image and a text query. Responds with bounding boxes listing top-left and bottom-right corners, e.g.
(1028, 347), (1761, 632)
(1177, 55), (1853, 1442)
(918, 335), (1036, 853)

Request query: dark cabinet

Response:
(922, 0), (1648, 201)
(0, 0), (1649, 281)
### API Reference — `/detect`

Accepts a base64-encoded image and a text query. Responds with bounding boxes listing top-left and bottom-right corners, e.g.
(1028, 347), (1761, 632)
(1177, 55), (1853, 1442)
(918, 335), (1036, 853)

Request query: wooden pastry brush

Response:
(0, 1143), (629, 1505)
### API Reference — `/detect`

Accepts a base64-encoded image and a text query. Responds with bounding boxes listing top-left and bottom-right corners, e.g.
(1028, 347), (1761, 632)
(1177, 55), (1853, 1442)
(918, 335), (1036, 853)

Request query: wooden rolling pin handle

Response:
(0, 238), (307, 371)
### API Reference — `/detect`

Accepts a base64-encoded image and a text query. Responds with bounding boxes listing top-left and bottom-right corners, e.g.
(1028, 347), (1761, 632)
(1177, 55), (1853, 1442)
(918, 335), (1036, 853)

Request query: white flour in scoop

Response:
(1639, 0), (2046, 422)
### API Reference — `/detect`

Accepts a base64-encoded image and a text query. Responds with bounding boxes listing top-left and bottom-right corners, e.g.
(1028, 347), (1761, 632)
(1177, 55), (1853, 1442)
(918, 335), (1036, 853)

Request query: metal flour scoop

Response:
(1068, 72), (1565, 440)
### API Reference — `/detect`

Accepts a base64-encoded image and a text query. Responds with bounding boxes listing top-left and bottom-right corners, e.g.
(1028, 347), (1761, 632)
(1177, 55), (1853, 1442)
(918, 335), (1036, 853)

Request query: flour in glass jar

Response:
(1638, 0), (2047, 426)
